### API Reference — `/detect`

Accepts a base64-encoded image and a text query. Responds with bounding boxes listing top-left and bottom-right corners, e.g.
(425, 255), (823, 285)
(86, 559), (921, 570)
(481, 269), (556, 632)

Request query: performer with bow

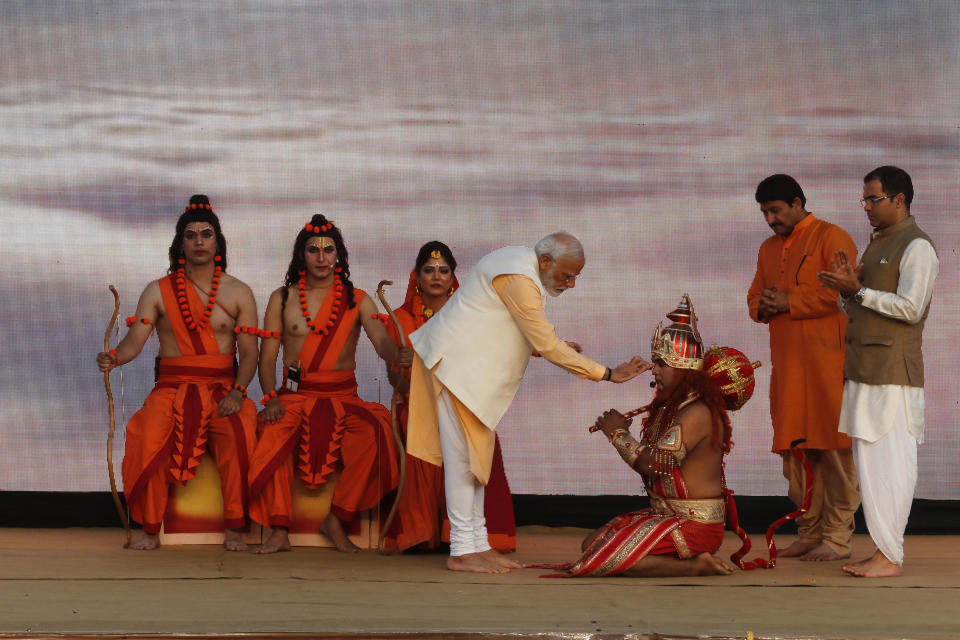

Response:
(95, 195), (259, 551)
(249, 215), (412, 554)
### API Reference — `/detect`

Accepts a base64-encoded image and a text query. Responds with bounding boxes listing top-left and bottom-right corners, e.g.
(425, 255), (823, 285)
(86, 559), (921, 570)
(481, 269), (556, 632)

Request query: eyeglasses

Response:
(859, 194), (893, 207)
(560, 272), (579, 285)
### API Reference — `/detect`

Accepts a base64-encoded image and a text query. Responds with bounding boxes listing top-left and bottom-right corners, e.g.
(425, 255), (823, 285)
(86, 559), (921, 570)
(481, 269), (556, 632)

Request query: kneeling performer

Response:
(541, 295), (735, 577)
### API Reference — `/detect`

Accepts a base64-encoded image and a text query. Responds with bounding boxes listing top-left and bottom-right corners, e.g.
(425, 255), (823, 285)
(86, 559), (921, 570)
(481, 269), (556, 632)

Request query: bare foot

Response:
(224, 528), (248, 552)
(255, 527), (291, 554)
(447, 553), (510, 573)
(779, 540), (819, 557)
(800, 542), (849, 562)
(479, 548), (524, 569)
(842, 550), (902, 577)
(694, 553), (734, 576)
(132, 533), (160, 550)
(840, 555), (871, 575)
(320, 513), (360, 553)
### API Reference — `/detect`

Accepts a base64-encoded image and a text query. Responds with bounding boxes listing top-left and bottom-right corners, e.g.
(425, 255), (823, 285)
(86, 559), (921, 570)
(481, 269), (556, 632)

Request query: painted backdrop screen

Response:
(1, 1), (957, 498)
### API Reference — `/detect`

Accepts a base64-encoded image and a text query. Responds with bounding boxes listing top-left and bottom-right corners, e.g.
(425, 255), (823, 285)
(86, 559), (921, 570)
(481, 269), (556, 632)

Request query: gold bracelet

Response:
(609, 428), (645, 467)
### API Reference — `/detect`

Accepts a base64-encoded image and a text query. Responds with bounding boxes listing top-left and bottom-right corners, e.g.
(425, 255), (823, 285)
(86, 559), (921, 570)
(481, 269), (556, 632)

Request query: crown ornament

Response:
(651, 293), (704, 371)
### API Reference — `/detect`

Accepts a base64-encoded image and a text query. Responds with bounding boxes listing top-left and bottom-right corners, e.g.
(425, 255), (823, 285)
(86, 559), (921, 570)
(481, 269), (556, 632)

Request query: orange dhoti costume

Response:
(248, 289), (399, 527)
(379, 273), (516, 552)
(122, 274), (258, 534)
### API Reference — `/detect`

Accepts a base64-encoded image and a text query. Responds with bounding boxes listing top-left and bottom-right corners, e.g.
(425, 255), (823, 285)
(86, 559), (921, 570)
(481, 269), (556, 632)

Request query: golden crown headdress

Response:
(651, 293), (704, 371)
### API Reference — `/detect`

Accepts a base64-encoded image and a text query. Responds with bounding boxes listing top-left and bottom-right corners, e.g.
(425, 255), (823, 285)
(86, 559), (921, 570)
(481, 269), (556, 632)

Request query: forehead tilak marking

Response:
(307, 237), (335, 249)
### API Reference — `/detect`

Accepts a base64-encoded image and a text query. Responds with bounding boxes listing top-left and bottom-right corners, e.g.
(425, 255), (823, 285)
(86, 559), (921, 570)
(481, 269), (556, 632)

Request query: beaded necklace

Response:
(298, 270), (344, 335)
(175, 260), (222, 331)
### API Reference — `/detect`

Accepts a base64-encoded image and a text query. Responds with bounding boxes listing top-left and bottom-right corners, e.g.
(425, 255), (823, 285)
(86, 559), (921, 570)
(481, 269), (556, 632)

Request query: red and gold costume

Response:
(122, 273), (257, 534)
(541, 395), (726, 577)
(248, 287), (400, 527)
(538, 295), (757, 577)
(380, 270), (516, 552)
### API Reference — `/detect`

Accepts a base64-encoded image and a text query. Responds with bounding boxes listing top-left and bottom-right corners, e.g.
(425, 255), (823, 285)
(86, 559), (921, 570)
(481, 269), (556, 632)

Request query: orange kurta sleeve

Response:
(788, 223), (857, 320)
(492, 274), (607, 381)
(747, 247), (770, 324)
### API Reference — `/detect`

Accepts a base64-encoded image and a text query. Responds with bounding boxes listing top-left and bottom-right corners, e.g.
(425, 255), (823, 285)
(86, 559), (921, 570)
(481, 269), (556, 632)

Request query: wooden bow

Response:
(103, 285), (131, 547)
(376, 280), (408, 552)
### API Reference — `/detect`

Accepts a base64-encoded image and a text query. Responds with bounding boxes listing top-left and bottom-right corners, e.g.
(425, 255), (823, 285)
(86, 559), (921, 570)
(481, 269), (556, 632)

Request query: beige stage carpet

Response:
(0, 527), (958, 640)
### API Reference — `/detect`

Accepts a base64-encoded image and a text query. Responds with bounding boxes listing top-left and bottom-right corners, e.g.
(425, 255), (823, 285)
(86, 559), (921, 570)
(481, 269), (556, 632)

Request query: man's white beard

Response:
(539, 266), (564, 297)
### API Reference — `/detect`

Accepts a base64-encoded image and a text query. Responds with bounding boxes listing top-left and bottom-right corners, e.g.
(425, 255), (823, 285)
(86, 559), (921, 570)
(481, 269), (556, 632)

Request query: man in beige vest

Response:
(818, 166), (938, 577)
(406, 232), (650, 573)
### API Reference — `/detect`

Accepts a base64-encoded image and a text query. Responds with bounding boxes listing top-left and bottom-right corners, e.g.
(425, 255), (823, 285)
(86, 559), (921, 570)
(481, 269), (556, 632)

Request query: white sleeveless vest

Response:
(410, 246), (545, 429)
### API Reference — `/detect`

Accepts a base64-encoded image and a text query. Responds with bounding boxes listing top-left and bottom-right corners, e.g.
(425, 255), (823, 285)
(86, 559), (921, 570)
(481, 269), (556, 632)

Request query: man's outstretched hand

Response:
(609, 357), (652, 383)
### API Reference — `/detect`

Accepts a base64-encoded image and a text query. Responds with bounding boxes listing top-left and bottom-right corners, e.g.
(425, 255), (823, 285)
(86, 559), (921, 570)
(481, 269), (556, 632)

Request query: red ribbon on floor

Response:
(728, 441), (813, 570)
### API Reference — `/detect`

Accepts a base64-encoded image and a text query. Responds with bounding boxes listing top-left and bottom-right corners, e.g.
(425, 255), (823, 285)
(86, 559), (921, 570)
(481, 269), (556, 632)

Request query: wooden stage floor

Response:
(0, 527), (957, 640)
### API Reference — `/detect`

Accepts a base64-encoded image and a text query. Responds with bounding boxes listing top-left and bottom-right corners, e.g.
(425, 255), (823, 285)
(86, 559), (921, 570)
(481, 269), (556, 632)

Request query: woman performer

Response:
(381, 241), (517, 553)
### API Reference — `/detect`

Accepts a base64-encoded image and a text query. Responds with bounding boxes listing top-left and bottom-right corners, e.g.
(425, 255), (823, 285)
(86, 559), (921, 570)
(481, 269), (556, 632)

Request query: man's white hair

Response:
(534, 231), (584, 262)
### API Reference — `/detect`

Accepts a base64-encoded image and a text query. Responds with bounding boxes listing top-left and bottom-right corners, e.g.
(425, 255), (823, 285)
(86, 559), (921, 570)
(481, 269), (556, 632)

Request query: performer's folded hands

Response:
(592, 409), (632, 437)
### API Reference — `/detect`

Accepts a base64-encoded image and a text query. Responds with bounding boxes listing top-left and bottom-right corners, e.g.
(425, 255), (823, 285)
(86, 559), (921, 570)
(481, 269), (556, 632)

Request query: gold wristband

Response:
(609, 428), (645, 467)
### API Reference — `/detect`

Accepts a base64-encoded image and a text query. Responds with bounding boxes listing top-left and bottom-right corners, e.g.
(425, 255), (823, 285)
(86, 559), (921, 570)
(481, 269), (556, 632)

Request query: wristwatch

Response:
(852, 286), (866, 305)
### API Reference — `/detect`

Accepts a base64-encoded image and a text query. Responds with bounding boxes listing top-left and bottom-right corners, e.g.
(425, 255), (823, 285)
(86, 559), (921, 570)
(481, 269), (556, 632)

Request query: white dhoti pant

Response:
(437, 389), (491, 557)
(852, 419), (917, 566)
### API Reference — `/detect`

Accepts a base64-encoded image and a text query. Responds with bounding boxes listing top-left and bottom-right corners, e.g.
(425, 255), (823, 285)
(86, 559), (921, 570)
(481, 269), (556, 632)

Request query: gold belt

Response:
(650, 496), (726, 524)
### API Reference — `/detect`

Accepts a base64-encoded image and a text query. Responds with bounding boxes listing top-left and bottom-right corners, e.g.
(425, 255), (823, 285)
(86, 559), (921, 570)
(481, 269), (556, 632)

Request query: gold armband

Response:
(608, 428), (645, 468)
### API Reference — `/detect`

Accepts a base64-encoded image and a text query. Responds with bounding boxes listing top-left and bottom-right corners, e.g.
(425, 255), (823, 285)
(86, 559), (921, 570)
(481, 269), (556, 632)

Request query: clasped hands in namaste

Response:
(816, 249), (863, 296)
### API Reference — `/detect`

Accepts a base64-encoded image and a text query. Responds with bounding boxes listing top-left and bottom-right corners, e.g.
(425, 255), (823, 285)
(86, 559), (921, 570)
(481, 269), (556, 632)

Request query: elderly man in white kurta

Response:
(406, 232), (649, 573)
(818, 166), (938, 578)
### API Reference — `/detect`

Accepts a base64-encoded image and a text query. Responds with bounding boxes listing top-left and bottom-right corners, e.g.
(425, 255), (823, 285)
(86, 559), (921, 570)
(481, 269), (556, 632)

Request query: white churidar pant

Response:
(437, 389), (490, 557)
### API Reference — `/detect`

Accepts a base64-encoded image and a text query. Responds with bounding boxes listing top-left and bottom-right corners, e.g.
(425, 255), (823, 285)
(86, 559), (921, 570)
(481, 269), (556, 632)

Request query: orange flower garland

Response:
(176, 259), (222, 331)
(298, 270), (343, 335)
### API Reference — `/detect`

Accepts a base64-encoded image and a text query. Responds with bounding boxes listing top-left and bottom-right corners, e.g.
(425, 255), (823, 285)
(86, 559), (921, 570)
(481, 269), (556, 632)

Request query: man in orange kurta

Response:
(249, 215), (408, 554)
(747, 175), (860, 561)
(96, 195), (260, 551)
